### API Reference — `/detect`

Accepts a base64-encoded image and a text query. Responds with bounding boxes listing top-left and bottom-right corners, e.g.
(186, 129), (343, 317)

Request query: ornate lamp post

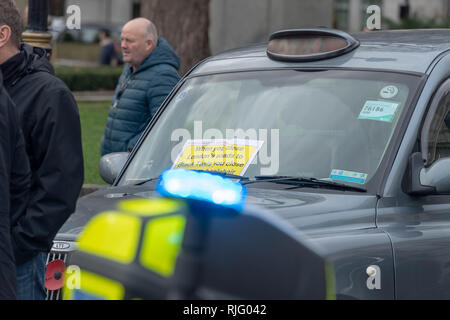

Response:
(22, 0), (52, 57)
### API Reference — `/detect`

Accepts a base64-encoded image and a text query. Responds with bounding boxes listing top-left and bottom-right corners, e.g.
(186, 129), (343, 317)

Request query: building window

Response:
(334, 0), (349, 30)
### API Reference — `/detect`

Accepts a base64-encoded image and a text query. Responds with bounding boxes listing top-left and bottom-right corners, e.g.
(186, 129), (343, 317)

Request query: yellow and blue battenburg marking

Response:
(64, 197), (188, 300)
(67, 270), (126, 300)
(77, 210), (142, 264)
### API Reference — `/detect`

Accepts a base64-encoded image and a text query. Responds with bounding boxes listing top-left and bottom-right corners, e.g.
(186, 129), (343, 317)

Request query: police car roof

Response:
(192, 29), (450, 76)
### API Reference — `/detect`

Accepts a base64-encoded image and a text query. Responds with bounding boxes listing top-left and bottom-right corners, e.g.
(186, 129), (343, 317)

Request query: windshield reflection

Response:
(119, 70), (420, 188)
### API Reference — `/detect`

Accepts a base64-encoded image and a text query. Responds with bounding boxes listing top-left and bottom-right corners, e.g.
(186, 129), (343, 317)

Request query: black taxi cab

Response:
(47, 28), (450, 300)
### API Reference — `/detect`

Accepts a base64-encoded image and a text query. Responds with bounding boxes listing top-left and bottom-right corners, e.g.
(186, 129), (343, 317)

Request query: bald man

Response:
(101, 18), (181, 156)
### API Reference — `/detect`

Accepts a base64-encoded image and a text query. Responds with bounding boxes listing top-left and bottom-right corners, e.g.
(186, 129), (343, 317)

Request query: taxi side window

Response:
(423, 80), (450, 166)
(436, 109), (450, 160)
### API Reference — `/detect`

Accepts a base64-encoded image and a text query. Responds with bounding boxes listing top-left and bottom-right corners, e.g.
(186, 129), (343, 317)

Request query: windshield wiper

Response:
(196, 170), (250, 181)
(134, 177), (160, 185)
(243, 175), (366, 192)
(134, 171), (249, 186)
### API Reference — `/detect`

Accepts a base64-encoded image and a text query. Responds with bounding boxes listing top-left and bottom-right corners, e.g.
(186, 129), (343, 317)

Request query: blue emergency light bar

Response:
(156, 169), (247, 212)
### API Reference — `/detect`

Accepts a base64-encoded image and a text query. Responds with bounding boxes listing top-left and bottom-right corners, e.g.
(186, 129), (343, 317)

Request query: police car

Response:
(47, 28), (450, 299)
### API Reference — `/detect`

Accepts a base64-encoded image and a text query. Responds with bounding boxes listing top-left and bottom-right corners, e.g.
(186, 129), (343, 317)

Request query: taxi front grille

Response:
(45, 251), (69, 301)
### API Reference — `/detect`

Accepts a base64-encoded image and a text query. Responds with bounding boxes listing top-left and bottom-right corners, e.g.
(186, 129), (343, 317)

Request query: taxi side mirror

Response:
(99, 152), (129, 185)
(406, 152), (435, 195)
(406, 152), (450, 195)
(420, 157), (450, 194)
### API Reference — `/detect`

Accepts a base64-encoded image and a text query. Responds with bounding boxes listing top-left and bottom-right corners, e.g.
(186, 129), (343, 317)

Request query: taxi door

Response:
(378, 76), (450, 299)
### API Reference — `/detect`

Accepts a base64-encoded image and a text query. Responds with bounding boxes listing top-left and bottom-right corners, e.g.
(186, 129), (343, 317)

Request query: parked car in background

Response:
(46, 28), (450, 300)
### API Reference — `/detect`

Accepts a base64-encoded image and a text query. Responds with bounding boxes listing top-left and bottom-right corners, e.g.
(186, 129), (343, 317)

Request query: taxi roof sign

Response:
(267, 29), (360, 62)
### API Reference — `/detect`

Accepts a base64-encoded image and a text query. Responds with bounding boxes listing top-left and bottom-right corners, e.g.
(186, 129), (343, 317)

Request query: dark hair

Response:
(100, 28), (111, 38)
(0, 0), (23, 48)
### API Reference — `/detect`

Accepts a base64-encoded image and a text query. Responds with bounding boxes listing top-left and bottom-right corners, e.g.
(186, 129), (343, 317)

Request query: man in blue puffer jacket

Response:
(101, 18), (181, 156)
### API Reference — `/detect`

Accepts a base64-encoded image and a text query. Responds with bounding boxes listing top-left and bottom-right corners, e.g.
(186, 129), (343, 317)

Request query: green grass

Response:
(78, 101), (110, 185)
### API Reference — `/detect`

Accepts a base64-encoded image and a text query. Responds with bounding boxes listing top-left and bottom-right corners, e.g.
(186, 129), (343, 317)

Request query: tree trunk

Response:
(49, 0), (66, 17)
(140, 0), (211, 75)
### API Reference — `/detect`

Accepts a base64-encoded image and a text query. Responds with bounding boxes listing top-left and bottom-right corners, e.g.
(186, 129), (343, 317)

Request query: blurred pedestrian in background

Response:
(98, 28), (119, 66)
(101, 18), (180, 156)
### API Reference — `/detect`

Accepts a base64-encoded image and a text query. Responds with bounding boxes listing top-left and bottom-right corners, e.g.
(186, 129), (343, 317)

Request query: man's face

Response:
(121, 24), (153, 69)
(98, 31), (106, 41)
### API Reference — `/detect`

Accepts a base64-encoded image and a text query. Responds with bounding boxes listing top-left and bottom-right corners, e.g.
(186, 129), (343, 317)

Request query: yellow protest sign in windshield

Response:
(172, 139), (264, 176)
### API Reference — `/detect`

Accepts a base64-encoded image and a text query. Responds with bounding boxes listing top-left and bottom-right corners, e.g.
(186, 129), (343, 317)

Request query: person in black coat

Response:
(0, 0), (84, 300)
(0, 71), (31, 300)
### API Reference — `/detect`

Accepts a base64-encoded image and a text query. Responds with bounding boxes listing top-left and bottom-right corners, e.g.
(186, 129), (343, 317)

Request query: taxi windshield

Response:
(119, 69), (421, 187)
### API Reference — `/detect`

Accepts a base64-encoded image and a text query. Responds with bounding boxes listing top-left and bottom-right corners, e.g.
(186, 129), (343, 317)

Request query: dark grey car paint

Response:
(378, 52), (450, 299)
(58, 30), (450, 299)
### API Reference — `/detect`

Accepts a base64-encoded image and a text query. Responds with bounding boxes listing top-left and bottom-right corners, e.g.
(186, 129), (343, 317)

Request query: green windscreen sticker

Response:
(358, 100), (399, 123)
(330, 169), (367, 184)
